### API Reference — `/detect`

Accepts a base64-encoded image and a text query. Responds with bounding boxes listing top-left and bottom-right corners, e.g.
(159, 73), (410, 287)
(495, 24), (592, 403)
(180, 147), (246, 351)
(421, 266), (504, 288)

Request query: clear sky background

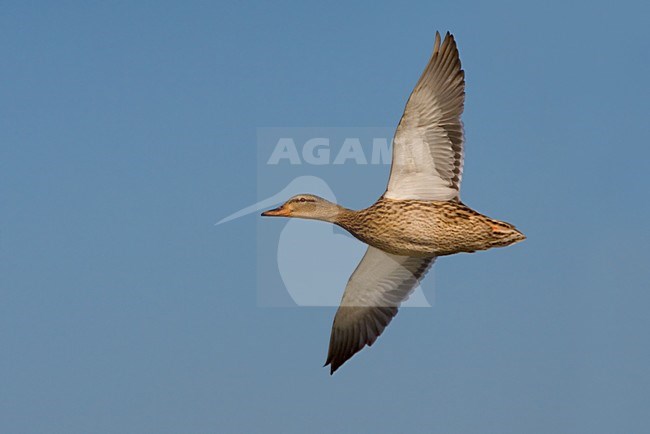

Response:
(2, 1), (650, 433)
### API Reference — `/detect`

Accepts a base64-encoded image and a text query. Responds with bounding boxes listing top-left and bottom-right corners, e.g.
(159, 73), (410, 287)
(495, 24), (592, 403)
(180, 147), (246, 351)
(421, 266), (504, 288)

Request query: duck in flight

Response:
(262, 32), (525, 374)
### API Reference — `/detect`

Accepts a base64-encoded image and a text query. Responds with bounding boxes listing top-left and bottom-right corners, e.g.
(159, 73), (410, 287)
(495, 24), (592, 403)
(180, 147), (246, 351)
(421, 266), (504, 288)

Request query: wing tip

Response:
(432, 31), (458, 61)
(436, 30), (455, 41)
(324, 322), (363, 375)
(324, 361), (340, 375)
(324, 354), (344, 375)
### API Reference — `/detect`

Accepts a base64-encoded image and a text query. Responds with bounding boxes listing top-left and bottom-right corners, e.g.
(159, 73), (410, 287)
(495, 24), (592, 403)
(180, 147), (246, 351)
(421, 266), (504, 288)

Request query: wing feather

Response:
(385, 31), (465, 201)
(325, 246), (435, 374)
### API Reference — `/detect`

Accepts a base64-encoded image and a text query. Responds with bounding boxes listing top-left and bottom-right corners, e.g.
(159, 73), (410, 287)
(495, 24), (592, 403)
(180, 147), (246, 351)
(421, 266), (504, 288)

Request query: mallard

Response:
(262, 32), (525, 374)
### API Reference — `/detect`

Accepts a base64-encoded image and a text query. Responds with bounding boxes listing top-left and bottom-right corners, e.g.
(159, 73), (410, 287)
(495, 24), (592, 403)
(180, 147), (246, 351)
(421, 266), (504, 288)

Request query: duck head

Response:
(261, 194), (344, 223)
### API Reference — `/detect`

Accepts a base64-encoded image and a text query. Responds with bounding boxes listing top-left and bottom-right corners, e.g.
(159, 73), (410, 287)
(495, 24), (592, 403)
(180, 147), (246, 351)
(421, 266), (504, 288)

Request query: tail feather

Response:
(488, 221), (526, 248)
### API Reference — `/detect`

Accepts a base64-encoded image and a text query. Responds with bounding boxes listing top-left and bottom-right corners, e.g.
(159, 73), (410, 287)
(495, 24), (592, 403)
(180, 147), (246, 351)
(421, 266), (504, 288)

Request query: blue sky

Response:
(2, 1), (650, 433)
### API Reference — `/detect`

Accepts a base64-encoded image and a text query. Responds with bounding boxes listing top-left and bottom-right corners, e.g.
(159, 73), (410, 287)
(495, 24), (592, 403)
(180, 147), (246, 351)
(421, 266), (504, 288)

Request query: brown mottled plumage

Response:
(336, 198), (525, 257)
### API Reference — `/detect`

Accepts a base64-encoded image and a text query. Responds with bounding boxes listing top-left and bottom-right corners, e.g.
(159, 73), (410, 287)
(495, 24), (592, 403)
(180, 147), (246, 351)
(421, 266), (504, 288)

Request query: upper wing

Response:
(325, 246), (435, 374)
(385, 31), (465, 201)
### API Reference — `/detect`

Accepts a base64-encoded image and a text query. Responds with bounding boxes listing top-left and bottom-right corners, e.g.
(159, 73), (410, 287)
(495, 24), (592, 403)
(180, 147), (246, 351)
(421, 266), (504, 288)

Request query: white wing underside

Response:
(385, 31), (465, 201)
(325, 246), (435, 373)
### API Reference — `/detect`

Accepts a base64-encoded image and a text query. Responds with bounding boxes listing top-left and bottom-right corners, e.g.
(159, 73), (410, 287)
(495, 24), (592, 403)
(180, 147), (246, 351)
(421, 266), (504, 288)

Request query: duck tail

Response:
(488, 220), (526, 248)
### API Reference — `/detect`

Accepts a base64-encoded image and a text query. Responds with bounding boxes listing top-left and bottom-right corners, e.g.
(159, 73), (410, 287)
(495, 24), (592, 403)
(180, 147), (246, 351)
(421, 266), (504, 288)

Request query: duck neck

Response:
(330, 206), (358, 229)
(319, 203), (354, 225)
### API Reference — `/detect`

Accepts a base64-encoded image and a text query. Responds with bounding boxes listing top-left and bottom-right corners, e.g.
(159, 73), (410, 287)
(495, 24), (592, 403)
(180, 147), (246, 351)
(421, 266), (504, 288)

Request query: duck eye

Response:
(299, 198), (306, 203)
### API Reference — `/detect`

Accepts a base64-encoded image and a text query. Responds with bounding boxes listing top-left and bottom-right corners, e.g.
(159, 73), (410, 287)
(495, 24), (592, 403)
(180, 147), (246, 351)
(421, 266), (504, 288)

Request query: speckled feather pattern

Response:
(335, 197), (525, 258)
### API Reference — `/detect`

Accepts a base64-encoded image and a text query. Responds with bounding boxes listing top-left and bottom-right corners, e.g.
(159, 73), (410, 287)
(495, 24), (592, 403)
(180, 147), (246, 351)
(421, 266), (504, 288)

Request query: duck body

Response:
(336, 197), (525, 258)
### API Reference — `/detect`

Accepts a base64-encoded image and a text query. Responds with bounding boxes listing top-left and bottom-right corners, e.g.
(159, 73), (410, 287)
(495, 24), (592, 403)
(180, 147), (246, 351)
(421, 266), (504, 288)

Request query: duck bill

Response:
(261, 205), (291, 217)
